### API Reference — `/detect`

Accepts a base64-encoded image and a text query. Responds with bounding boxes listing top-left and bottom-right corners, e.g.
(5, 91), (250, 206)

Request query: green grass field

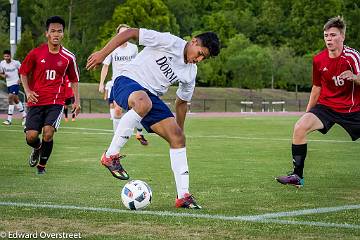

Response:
(0, 116), (359, 239)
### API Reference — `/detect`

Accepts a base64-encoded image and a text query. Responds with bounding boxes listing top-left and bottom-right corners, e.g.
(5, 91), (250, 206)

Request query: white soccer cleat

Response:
(2, 120), (11, 125)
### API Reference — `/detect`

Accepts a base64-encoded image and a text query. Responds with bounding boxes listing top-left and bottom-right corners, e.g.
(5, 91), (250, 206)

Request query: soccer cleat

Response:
(275, 173), (304, 188)
(100, 152), (129, 180)
(72, 118), (76, 122)
(64, 118), (69, 122)
(136, 134), (148, 146)
(175, 193), (202, 209)
(36, 164), (46, 175)
(28, 147), (41, 167)
(2, 120), (11, 125)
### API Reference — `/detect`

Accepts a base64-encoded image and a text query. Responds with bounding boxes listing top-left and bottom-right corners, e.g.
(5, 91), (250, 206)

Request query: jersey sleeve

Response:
(349, 51), (360, 75)
(66, 57), (80, 83)
(16, 60), (21, 69)
(102, 52), (112, 65)
(139, 28), (176, 49)
(312, 58), (321, 87)
(19, 50), (36, 76)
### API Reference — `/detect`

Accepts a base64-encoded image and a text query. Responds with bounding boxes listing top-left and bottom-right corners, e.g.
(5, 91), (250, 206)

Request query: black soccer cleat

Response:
(29, 148), (41, 167)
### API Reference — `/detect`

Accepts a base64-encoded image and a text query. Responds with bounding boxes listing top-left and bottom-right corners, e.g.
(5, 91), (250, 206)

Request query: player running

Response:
(87, 27), (220, 209)
(19, 16), (80, 175)
(99, 24), (148, 145)
(0, 50), (26, 125)
(276, 16), (360, 188)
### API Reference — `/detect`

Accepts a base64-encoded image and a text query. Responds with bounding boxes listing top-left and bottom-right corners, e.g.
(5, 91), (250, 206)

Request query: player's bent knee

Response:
(114, 108), (122, 117)
(42, 126), (55, 141)
(26, 134), (39, 146)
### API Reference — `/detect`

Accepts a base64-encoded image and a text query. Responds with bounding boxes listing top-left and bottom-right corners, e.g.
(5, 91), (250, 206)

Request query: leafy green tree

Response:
(344, 1), (360, 50)
(98, 0), (179, 47)
(0, 8), (9, 54)
(14, 27), (35, 61)
(288, 0), (344, 55)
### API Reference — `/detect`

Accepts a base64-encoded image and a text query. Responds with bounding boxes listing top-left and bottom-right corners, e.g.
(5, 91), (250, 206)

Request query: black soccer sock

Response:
(64, 107), (68, 118)
(27, 137), (41, 149)
(292, 143), (307, 178)
(39, 140), (53, 166)
(72, 113), (76, 119)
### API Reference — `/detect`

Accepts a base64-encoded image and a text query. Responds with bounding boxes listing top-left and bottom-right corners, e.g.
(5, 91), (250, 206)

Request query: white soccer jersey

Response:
(0, 59), (21, 87)
(103, 42), (138, 80)
(121, 28), (197, 102)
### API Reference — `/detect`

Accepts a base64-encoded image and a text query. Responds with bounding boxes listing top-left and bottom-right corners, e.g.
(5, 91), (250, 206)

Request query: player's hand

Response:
(339, 70), (357, 81)
(86, 51), (105, 70)
(71, 102), (81, 116)
(26, 91), (39, 104)
(99, 83), (104, 93)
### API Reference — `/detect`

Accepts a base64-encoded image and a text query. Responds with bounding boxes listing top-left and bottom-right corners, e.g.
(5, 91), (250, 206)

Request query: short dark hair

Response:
(3, 50), (11, 55)
(324, 16), (346, 34)
(195, 32), (220, 57)
(46, 16), (65, 30)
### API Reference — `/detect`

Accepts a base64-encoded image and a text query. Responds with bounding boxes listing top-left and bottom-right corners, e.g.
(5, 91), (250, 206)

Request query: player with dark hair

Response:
(87, 28), (220, 209)
(0, 50), (26, 125)
(19, 16), (80, 174)
(276, 16), (360, 188)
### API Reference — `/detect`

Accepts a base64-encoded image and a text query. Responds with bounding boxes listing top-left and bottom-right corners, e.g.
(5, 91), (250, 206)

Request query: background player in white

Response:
(87, 28), (220, 209)
(0, 50), (26, 125)
(98, 24), (148, 145)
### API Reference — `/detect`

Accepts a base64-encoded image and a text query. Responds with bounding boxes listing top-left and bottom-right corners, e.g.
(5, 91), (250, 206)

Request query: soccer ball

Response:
(121, 180), (152, 210)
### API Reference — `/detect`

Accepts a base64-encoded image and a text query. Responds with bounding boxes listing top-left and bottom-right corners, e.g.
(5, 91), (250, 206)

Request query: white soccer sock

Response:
(16, 102), (26, 117)
(106, 109), (142, 157)
(170, 148), (189, 199)
(113, 117), (120, 133)
(109, 108), (115, 120)
(7, 105), (14, 122)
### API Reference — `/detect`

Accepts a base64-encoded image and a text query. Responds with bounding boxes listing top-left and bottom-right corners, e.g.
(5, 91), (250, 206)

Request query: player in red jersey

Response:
(19, 16), (80, 174)
(63, 76), (76, 122)
(276, 16), (360, 188)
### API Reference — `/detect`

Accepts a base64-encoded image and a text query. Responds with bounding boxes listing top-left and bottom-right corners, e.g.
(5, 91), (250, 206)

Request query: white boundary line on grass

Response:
(0, 201), (359, 229)
(0, 128), (357, 143)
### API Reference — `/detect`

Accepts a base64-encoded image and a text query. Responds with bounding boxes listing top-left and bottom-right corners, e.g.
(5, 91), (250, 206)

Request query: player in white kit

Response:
(0, 50), (26, 125)
(87, 27), (220, 209)
(99, 24), (148, 145)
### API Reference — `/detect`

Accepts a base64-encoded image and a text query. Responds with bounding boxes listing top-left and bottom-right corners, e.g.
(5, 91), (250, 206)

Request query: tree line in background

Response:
(0, 0), (359, 92)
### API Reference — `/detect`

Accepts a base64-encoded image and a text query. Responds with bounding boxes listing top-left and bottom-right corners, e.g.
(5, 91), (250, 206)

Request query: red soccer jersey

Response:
(64, 76), (74, 99)
(19, 44), (79, 107)
(313, 46), (360, 113)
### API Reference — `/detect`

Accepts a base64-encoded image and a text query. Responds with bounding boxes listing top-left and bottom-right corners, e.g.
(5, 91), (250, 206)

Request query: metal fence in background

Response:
(78, 98), (308, 113)
(0, 97), (308, 113)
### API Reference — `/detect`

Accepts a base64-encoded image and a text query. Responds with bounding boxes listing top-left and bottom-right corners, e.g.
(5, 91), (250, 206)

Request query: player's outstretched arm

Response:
(175, 97), (188, 130)
(86, 28), (139, 70)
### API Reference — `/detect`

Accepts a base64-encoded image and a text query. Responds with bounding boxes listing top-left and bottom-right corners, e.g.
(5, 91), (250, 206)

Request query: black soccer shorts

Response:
(309, 104), (360, 141)
(25, 104), (64, 132)
(64, 96), (75, 106)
